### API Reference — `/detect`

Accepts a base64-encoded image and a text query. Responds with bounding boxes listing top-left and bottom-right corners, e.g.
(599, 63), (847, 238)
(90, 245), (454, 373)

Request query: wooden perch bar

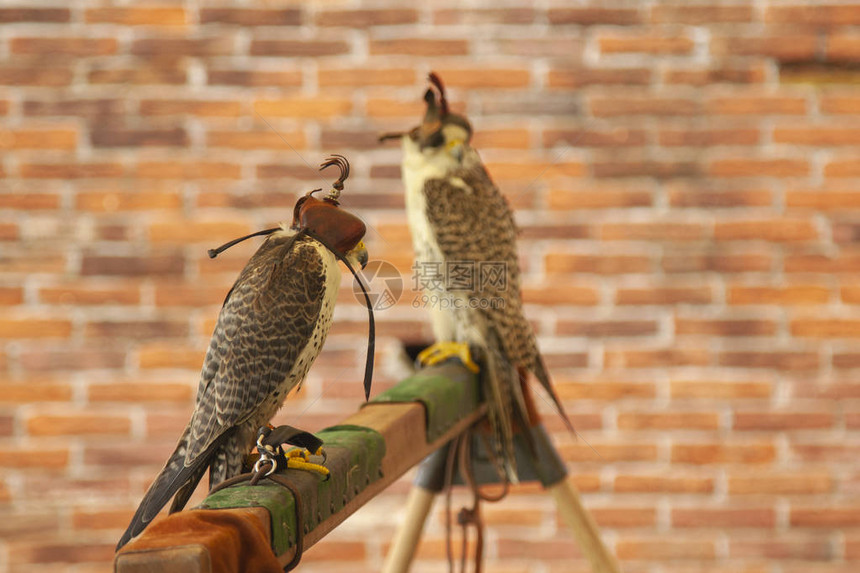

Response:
(115, 362), (485, 573)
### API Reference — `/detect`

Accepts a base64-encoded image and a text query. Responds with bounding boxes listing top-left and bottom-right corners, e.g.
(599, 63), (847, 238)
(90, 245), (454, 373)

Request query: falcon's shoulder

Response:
(424, 163), (517, 257)
(422, 162), (520, 291)
(186, 234), (328, 463)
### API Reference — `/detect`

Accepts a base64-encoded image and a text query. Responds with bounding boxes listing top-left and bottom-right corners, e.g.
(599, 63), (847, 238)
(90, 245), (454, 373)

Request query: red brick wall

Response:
(2, 2), (860, 572)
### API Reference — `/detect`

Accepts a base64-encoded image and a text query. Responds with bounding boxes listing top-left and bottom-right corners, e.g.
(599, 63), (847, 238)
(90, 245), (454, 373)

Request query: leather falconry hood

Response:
(291, 154), (366, 259)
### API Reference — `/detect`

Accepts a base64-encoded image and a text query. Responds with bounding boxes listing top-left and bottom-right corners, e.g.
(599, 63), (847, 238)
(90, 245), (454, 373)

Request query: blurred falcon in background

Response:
(381, 74), (572, 481)
(117, 156), (369, 549)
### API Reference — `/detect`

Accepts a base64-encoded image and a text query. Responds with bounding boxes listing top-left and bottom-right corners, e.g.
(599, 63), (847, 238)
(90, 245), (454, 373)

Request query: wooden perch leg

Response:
(548, 477), (620, 573)
(384, 423), (621, 573)
(381, 485), (436, 573)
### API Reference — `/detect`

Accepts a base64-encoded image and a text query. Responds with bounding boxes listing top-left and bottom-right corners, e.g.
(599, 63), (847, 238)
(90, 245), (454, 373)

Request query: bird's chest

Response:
(258, 247), (340, 422)
(402, 153), (484, 343)
(402, 155), (445, 266)
(293, 247), (340, 380)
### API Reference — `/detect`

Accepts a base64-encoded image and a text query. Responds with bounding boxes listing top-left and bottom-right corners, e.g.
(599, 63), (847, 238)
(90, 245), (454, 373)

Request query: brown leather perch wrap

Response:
(115, 507), (282, 573)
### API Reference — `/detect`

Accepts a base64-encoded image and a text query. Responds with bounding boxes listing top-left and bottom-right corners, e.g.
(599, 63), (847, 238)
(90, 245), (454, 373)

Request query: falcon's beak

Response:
(447, 139), (464, 162)
(379, 131), (407, 143)
(347, 241), (369, 270)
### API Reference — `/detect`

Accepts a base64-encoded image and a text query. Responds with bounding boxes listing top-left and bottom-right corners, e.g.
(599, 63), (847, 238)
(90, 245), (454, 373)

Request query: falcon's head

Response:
(292, 155), (368, 270)
(380, 73), (473, 164)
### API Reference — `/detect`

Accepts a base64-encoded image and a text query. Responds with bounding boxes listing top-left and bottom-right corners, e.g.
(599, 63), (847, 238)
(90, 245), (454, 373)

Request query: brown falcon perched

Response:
(117, 156), (369, 549)
(381, 74), (572, 481)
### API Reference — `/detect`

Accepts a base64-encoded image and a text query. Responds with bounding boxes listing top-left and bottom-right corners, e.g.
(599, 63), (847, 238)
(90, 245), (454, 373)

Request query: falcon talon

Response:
(285, 448), (306, 460)
(281, 446), (330, 477)
(286, 460), (330, 477)
(417, 341), (481, 374)
(309, 446), (327, 465)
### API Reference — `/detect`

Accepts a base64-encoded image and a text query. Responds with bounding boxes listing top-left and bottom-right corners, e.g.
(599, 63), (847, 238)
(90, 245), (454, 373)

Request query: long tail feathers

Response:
(116, 426), (218, 551)
(481, 337), (574, 485)
(167, 436), (239, 515)
(531, 352), (575, 433)
(481, 334), (522, 483)
(167, 466), (206, 515)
